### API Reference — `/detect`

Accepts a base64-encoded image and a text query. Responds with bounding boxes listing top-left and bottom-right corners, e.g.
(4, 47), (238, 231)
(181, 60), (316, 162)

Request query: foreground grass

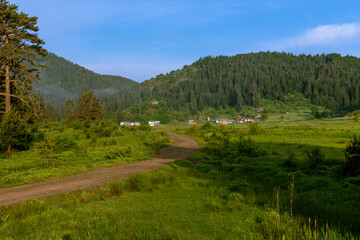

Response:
(172, 120), (360, 235)
(0, 122), (172, 187)
(0, 119), (358, 239)
(0, 163), (353, 240)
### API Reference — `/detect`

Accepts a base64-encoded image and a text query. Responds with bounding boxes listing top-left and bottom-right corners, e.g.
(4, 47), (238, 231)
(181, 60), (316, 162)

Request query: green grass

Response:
(0, 122), (172, 187)
(0, 118), (359, 239)
(172, 120), (360, 235)
(0, 163), (354, 239)
(125, 94), (327, 125)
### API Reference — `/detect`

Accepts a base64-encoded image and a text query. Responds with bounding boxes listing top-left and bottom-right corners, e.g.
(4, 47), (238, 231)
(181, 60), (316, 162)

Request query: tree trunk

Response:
(5, 63), (10, 112)
(4, 23), (11, 112)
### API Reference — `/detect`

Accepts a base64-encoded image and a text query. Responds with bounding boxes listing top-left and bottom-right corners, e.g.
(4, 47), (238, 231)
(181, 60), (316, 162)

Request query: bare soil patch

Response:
(304, 122), (317, 127)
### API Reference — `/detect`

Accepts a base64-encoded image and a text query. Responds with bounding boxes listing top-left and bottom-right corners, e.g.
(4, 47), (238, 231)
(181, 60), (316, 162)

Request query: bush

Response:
(343, 135), (360, 176)
(0, 110), (32, 152)
(35, 137), (58, 164)
(305, 147), (324, 170)
(144, 132), (172, 148)
(138, 124), (151, 132)
(237, 136), (265, 157)
(30, 125), (45, 143)
(283, 152), (298, 170)
(104, 145), (133, 159)
(248, 122), (261, 135)
(54, 136), (77, 151)
(86, 121), (117, 138)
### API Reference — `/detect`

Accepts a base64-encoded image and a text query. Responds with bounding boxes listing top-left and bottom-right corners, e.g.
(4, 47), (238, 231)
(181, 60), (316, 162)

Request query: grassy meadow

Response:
(0, 118), (359, 239)
(0, 120), (172, 187)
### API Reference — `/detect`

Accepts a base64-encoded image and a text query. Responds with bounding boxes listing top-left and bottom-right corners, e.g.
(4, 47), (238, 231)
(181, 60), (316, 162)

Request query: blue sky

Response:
(10, 0), (360, 82)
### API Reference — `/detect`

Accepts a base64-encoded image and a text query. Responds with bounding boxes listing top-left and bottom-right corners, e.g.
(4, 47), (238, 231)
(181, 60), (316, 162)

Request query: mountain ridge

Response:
(34, 52), (138, 115)
(100, 52), (360, 118)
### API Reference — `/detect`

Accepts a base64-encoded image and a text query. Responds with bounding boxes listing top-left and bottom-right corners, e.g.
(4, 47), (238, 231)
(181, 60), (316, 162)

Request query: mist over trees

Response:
(34, 53), (138, 115)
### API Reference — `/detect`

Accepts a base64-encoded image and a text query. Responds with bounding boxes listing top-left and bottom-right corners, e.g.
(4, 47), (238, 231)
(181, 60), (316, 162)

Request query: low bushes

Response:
(343, 135), (360, 176)
(104, 146), (133, 159)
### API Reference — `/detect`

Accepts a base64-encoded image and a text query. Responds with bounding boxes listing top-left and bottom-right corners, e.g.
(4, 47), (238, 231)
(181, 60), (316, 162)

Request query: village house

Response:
(213, 119), (235, 125)
(241, 117), (254, 123)
(120, 122), (140, 126)
(187, 120), (197, 125)
(148, 121), (160, 127)
(255, 114), (261, 119)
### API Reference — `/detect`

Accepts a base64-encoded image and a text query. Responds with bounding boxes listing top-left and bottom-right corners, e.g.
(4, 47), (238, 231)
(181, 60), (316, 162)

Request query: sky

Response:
(10, 0), (360, 82)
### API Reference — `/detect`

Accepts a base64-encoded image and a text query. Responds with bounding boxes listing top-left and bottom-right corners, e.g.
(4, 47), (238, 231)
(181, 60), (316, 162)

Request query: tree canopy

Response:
(101, 52), (360, 114)
(0, 0), (47, 116)
(75, 88), (104, 122)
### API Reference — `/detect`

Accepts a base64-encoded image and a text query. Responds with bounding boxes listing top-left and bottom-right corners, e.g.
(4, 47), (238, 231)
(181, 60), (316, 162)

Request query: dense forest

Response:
(101, 52), (360, 115)
(34, 53), (138, 115)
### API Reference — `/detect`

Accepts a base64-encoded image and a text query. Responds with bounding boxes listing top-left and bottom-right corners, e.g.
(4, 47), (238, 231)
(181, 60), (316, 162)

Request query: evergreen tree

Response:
(65, 100), (75, 123)
(0, 0), (47, 115)
(75, 88), (104, 121)
(0, 109), (31, 152)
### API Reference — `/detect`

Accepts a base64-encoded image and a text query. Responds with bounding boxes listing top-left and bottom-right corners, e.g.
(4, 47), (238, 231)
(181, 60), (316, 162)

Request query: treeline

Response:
(33, 53), (138, 115)
(101, 52), (360, 114)
(36, 53), (137, 91)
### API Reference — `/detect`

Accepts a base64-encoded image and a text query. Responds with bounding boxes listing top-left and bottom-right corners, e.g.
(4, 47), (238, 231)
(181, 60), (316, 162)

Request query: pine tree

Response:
(65, 100), (75, 123)
(75, 88), (104, 122)
(0, 109), (31, 151)
(0, 0), (47, 115)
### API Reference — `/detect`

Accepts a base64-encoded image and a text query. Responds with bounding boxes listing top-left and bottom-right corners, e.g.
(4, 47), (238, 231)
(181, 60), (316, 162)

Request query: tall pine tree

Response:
(75, 89), (104, 122)
(0, 0), (47, 115)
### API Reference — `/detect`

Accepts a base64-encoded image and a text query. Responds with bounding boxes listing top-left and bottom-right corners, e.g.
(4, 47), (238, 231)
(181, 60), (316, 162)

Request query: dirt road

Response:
(0, 133), (199, 206)
(304, 122), (317, 127)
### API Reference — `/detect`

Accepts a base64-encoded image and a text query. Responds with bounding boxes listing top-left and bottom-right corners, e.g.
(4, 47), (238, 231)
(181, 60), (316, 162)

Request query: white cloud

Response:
(271, 23), (360, 51)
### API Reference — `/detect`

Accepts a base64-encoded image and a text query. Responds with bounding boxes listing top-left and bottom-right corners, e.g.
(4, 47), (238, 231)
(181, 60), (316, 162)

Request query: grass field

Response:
(0, 121), (172, 187)
(0, 118), (359, 239)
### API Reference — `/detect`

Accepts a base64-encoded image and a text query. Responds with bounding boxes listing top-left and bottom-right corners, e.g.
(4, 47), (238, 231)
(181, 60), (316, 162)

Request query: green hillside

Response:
(103, 52), (360, 121)
(34, 53), (138, 115)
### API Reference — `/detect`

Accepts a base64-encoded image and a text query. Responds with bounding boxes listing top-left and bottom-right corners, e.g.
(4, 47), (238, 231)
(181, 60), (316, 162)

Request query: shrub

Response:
(71, 121), (83, 130)
(0, 110), (32, 152)
(248, 122), (261, 135)
(283, 152), (298, 170)
(144, 132), (172, 148)
(54, 136), (77, 151)
(305, 147), (324, 170)
(35, 138), (58, 164)
(343, 135), (360, 176)
(138, 124), (151, 132)
(104, 145), (133, 159)
(86, 121), (116, 138)
(237, 136), (265, 157)
(30, 125), (45, 143)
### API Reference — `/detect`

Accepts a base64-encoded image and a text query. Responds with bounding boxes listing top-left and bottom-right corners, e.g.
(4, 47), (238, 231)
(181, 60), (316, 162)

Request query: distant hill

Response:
(34, 53), (138, 115)
(102, 52), (360, 118)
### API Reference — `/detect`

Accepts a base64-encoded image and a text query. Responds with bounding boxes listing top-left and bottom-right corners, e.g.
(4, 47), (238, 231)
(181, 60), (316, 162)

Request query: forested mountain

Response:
(34, 53), (138, 115)
(101, 52), (360, 115)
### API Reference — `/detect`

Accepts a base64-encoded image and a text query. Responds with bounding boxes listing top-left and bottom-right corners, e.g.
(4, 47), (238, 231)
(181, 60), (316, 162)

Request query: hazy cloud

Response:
(272, 23), (360, 51)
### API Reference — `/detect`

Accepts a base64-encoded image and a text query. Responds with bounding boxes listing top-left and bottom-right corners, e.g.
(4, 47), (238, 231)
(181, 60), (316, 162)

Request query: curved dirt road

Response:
(0, 133), (199, 206)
